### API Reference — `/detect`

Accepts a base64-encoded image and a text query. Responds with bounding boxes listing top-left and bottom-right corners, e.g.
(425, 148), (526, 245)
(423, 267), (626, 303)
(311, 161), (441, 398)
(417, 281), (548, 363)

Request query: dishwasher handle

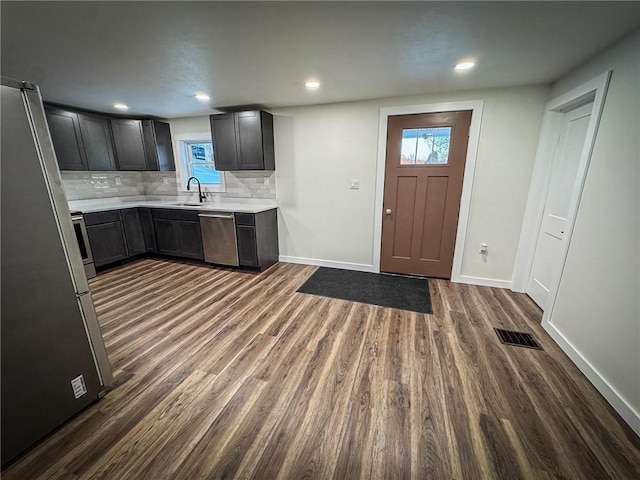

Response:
(198, 213), (235, 219)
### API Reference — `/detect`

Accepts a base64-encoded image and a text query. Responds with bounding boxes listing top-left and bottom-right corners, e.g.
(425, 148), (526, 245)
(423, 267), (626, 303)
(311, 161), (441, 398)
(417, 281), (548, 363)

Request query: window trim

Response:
(173, 132), (226, 193)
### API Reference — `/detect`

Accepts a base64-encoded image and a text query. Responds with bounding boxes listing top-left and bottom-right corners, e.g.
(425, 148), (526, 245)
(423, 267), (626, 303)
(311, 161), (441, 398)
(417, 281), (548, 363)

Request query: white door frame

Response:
(512, 71), (611, 327)
(372, 100), (484, 281)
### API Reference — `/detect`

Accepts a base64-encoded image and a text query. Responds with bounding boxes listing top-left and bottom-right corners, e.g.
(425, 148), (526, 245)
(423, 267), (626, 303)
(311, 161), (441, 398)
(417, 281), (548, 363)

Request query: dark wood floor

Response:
(4, 258), (640, 479)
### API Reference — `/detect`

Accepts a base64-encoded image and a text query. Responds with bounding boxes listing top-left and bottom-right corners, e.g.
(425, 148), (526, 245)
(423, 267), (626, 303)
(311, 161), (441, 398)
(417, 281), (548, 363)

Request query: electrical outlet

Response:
(479, 243), (488, 255)
(115, 176), (122, 186)
(350, 179), (360, 190)
(163, 176), (169, 184)
(71, 375), (87, 399)
(264, 177), (270, 186)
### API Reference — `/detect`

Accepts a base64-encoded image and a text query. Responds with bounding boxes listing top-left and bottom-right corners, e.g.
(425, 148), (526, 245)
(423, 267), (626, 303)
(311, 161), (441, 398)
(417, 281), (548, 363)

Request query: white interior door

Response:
(527, 102), (593, 309)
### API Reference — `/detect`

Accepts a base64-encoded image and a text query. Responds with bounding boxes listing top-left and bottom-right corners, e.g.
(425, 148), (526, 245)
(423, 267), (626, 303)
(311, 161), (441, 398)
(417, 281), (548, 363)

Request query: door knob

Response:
(385, 208), (392, 215)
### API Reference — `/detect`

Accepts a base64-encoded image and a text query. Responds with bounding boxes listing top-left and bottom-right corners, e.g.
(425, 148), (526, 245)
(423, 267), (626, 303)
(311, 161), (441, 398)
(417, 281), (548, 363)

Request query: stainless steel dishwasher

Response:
(198, 212), (239, 266)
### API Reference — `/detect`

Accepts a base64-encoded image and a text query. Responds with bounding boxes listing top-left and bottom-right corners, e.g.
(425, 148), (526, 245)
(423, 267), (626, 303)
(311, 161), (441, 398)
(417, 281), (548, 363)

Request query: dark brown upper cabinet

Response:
(45, 106), (88, 170)
(209, 110), (275, 171)
(143, 120), (176, 171)
(45, 104), (176, 173)
(77, 113), (117, 171)
(45, 106), (117, 171)
(110, 119), (148, 171)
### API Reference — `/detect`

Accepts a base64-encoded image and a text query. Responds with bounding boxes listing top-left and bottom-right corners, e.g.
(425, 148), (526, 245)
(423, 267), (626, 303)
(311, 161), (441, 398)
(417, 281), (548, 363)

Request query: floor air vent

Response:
(494, 328), (543, 350)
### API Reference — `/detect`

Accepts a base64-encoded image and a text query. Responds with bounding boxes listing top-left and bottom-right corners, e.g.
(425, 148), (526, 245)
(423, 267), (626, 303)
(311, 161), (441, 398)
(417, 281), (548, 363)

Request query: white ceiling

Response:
(2, 1), (639, 118)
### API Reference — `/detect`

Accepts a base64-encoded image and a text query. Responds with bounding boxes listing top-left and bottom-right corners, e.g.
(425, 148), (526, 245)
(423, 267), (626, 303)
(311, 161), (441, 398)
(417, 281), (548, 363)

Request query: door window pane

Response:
(400, 127), (452, 165)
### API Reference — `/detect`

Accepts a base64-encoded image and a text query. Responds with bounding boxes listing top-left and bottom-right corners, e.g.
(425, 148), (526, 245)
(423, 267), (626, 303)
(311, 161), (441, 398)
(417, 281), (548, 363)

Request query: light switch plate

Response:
(350, 179), (360, 190)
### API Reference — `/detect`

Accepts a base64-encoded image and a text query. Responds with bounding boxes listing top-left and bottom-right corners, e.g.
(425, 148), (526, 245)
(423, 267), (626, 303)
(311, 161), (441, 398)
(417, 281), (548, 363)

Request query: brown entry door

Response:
(381, 111), (472, 278)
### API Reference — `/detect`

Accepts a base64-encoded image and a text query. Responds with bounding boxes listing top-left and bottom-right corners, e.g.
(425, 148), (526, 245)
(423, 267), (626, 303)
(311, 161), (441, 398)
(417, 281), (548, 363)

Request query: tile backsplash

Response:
(224, 171), (277, 199)
(60, 172), (144, 200)
(142, 172), (180, 196)
(61, 170), (276, 201)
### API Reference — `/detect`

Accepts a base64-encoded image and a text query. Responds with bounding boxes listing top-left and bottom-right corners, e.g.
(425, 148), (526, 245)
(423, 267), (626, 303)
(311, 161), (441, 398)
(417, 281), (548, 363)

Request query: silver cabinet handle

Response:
(198, 214), (234, 219)
(385, 209), (392, 215)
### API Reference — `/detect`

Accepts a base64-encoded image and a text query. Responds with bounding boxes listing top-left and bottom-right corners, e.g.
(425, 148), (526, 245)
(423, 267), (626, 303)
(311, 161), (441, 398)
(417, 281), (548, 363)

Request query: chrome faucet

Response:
(186, 177), (206, 203)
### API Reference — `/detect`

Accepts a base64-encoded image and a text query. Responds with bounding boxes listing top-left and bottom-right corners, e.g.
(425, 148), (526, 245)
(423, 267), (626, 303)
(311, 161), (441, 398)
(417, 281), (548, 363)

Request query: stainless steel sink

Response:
(169, 202), (203, 207)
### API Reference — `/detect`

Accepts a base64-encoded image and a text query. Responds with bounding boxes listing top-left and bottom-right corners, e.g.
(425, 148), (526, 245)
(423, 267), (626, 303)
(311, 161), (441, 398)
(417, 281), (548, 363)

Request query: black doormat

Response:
(297, 267), (432, 314)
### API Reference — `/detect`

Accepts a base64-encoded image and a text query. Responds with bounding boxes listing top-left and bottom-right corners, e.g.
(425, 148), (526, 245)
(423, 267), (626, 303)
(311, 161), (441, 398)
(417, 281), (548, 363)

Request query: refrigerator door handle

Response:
(22, 86), (92, 296)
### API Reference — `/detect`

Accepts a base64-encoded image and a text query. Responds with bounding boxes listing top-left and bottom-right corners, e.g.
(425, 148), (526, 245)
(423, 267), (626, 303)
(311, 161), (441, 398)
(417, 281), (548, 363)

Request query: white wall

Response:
(545, 31), (640, 430)
(272, 85), (549, 280)
(168, 115), (210, 136)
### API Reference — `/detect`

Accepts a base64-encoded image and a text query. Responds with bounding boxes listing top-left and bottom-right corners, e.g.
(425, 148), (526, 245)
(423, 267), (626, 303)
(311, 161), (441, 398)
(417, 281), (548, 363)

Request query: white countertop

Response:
(68, 197), (278, 214)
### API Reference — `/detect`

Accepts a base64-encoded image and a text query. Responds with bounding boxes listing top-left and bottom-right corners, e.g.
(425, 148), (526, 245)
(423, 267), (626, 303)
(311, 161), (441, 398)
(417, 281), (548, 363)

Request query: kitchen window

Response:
(174, 132), (225, 192)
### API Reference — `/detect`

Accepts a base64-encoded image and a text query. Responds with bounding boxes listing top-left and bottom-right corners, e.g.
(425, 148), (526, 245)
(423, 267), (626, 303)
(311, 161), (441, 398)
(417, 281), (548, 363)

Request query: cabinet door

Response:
(259, 111), (276, 170)
(45, 106), (87, 170)
(143, 120), (176, 171)
(237, 225), (258, 267)
(235, 111), (264, 170)
(142, 120), (159, 171)
(111, 119), (147, 170)
(78, 114), (117, 171)
(154, 219), (180, 256)
(139, 208), (157, 253)
(178, 221), (204, 260)
(86, 222), (128, 267)
(210, 113), (238, 171)
(121, 209), (145, 257)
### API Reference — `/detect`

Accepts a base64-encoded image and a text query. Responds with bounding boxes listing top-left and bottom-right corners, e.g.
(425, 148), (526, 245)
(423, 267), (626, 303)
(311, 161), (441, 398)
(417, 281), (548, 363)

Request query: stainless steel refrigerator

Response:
(1, 77), (113, 466)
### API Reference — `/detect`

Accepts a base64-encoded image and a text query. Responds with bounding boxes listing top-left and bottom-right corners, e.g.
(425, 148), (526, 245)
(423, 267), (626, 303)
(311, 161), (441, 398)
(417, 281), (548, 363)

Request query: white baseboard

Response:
(453, 274), (513, 289)
(278, 255), (376, 273)
(543, 321), (640, 436)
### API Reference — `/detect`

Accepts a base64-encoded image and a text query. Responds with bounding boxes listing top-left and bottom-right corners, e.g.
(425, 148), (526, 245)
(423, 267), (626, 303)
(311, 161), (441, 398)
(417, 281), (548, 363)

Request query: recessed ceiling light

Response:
(454, 61), (476, 72)
(195, 93), (210, 101)
(305, 81), (320, 90)
(113, 103), (129, 110)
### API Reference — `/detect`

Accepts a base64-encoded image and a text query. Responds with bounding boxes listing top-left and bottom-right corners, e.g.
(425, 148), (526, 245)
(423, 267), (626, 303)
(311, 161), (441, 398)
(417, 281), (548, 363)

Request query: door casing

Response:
(512, 71), (612, 318)
(373, 100), (485, 285)
(526, 101), (593, 309)
(511, 71), (640, 436)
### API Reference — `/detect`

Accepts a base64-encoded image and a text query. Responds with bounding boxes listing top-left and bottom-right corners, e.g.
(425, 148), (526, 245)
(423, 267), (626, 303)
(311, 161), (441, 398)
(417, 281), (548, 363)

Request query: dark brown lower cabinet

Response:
(86, 208), (155, 268)
(236, 225), (258, 267)
(235, 209), (278, 270)
(154, 218), (181, 256)
(85, 207), (276, 271)
(85, 219), (128, 267)
(121, 209), (145, 257)
(139, 208), (157, 253)
(178, 221), (204, 260)
(152, 209), (203, 260)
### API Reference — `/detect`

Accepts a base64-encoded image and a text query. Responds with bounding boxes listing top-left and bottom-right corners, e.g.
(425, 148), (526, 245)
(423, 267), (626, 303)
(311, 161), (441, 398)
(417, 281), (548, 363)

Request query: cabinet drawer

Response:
(234, 213), (255, 226)
(151, 208), (200, 222)
(84, 210), (121, 226)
